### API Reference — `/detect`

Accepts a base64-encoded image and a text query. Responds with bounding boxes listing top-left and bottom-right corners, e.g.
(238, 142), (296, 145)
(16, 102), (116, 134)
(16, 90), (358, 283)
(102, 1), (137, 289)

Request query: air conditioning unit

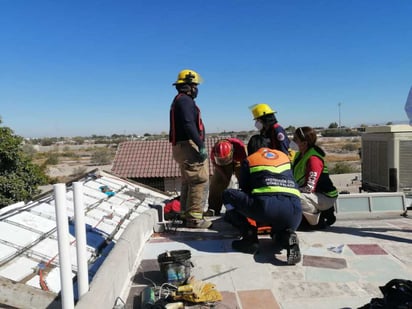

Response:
(361, 125), (412, 194)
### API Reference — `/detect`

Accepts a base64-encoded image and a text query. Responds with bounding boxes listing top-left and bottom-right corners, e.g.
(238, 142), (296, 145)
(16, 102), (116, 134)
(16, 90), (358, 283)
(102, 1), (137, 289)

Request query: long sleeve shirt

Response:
(300, 156), (324, 193)
(169, 93), (205, 149)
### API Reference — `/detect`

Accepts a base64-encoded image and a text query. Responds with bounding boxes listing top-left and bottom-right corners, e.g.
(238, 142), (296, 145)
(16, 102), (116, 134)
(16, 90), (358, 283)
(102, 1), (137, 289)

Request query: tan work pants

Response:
(208, 162), (241, 214)
(300, 192), (337, 225)
(172, 140), (209, 219)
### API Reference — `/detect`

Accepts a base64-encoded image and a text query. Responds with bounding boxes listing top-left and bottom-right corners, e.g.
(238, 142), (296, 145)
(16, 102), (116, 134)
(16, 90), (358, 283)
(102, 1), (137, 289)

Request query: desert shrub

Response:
(44, 152), (59, 165)
(342, 142), (359, 152)
(70, 167), (87, 177)
(91, 148), (113, 165)
(22, 144), (37, 159)
(329, 162), (357, 174)
(60, 150), (80, 160)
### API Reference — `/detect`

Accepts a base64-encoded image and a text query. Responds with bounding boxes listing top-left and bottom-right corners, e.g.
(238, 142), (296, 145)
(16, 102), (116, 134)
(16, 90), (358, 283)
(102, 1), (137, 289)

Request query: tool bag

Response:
(358, 279), (412, 308)
(157, 250), (192, 286)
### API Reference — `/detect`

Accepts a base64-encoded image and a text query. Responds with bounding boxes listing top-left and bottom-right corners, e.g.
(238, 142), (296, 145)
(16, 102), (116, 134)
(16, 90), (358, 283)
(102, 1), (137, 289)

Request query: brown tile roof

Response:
(111, 137), (234, 178)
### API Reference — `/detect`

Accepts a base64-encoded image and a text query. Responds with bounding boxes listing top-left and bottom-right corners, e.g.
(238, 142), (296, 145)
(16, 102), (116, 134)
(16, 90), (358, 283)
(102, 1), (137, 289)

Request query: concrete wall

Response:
(75, 208), (158, 309)
(0, 277), (60, 308)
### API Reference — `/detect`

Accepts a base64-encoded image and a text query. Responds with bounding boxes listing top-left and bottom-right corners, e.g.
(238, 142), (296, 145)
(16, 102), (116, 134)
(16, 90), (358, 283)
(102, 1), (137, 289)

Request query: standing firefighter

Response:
(169, 69), (211, 229)
(250, 103), (291, 156)
(206, 138), (247, 216)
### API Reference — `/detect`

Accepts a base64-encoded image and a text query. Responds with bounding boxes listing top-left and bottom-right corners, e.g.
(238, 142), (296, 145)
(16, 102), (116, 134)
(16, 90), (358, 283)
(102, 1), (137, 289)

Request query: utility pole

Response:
(338, 102), (342, 129)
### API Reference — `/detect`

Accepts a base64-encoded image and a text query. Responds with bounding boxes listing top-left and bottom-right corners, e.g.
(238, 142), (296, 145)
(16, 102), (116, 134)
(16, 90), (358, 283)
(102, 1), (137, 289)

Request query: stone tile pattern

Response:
(303, 255), (348, 269)
(238, 289), (280, 309)
(348, 244), (388, 255)
(126, 217), (412, 309)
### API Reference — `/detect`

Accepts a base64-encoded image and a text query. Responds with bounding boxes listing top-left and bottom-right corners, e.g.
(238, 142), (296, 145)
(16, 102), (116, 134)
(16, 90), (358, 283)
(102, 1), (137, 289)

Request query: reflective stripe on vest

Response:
(252, 186), (300, 196)
(195, 104), (205, 142)
(250, 164), (292, 175)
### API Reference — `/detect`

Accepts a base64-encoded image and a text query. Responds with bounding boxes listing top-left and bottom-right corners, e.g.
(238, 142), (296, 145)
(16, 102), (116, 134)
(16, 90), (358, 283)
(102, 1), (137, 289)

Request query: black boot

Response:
(282, 229), (301, 265)
(320, 207), (336, 226)
(232, 227), (259, 254)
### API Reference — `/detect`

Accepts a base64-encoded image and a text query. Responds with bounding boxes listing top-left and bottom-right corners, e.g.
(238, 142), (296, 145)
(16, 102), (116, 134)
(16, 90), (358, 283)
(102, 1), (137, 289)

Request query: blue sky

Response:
(1, 1), (411, 138)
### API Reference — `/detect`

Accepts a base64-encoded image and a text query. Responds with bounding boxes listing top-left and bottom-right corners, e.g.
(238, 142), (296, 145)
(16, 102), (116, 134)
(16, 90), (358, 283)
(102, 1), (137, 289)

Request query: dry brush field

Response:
(319, 136), (361, 172)
(37, 136), (361, 184)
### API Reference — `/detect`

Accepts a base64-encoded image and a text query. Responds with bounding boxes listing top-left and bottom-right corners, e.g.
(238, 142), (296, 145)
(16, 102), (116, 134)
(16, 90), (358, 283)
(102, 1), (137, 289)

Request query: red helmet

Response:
(213, 140), (234, 166)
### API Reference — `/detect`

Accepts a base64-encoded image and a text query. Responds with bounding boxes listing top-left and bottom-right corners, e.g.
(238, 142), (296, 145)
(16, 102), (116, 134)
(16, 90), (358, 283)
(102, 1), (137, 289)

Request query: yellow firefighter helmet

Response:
(173, 69), (203, 85)
(250, 103), (276, 119)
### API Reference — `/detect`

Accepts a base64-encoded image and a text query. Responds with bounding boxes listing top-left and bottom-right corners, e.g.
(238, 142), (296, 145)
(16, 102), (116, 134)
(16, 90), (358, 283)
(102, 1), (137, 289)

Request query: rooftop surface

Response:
(125, 211), (412, 309)
(0, 170), (170, 308)
(1, 172), (412, 309)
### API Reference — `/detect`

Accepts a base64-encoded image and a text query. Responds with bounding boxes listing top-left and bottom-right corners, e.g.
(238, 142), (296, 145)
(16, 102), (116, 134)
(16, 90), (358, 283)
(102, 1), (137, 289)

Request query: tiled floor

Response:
(347, 244), (387, 255)
(125, 214), (412, 309)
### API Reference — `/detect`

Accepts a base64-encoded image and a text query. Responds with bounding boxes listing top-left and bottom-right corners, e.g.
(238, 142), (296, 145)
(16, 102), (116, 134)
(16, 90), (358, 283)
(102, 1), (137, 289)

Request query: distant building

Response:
(111, 137), (234, 193)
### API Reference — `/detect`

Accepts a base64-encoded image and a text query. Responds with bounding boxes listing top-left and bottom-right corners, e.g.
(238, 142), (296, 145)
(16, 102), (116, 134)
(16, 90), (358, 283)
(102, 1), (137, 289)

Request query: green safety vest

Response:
(293, 148), (338, 198)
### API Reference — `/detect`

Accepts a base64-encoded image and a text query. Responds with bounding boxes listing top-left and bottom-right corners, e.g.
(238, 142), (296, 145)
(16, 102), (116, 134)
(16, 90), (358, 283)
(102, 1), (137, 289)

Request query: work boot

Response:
(203, 209), (217, 217)
(185, 218), (212, 229)
(284, 229), (301, 265)
(320, 207), (336, 226)
(232, 228), (259, 254)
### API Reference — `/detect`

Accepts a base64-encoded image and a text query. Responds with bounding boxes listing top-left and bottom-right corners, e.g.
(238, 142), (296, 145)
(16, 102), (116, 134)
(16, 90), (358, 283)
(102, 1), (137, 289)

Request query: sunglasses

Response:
(293, 127), (306, 142)
(299, 127), (305, 139)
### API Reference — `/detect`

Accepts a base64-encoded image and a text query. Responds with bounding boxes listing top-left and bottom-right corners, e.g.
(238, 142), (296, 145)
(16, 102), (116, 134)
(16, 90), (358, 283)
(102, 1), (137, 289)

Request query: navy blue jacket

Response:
(169, 93), (205, 149)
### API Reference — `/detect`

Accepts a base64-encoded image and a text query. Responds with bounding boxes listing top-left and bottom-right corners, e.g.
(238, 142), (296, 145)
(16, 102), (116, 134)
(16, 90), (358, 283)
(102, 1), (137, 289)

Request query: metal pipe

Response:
(73, 182), (89, 298)
(54, 184), (74, 309)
